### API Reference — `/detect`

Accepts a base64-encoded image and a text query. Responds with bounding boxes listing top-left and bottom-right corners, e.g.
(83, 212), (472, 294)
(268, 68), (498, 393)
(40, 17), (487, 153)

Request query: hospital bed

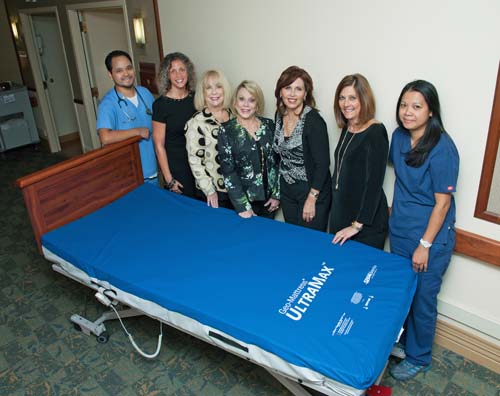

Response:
(17, 137), (416, 396)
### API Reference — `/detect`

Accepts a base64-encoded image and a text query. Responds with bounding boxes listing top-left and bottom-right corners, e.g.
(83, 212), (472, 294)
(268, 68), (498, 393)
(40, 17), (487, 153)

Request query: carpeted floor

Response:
(1, 145), (499, 396)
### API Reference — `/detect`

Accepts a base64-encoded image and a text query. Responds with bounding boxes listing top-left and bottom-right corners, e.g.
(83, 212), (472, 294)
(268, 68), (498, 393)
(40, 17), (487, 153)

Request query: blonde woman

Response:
(185, 70), (233, 208)
(218, 80), (280, 218)
(152, 52), (197, 197)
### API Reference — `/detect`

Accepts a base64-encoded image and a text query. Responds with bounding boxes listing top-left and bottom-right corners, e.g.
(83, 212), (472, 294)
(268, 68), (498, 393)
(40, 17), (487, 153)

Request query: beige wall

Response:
(0, 0), (22, 83)
(488, 144), (500, 214)
(126, 0), (161, 65)
(158, 0), (500, 342)
(5, 0), (161, 98)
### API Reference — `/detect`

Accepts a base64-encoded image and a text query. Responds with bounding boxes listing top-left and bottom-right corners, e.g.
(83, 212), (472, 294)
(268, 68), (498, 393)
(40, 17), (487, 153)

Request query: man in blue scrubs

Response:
(97, 50), (158, 185)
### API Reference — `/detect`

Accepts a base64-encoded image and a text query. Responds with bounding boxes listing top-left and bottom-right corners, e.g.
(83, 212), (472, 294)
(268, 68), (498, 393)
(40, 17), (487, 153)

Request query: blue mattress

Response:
(42, 183), (416, 390)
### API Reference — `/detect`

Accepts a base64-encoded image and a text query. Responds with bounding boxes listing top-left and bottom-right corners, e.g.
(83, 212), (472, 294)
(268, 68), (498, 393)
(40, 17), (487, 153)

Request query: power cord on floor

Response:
(95, 291), (163, 359)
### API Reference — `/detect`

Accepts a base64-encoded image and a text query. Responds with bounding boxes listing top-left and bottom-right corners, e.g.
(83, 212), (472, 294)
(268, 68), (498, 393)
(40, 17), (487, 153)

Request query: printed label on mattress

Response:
(351, 291), (363, 304)
(331, 312), (354, 336)
(278, 262), (334, 321)
(350, 291), (375, 310)
(363, 265), (377, 284)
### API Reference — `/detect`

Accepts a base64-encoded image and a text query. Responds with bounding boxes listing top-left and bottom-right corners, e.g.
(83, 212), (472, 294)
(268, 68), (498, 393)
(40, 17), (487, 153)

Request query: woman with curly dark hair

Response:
(152, 52), (198, 197)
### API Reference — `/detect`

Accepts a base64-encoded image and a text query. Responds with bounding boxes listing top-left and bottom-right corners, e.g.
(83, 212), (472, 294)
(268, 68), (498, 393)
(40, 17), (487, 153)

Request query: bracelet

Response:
(309, 190), (319, 199)
(166, 178), (177, 190)
(351, 221), (363, 231)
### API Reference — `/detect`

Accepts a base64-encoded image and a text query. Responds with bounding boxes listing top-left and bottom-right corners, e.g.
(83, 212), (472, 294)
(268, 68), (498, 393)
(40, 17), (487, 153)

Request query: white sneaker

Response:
(391, 342), (406, 359)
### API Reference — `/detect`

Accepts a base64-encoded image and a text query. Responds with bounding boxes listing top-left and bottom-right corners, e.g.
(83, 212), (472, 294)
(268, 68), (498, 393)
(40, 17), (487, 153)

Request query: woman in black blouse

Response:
(330, 74), (388, 249)
(152, 52), (197, 198)
(273, 66), (331, 231)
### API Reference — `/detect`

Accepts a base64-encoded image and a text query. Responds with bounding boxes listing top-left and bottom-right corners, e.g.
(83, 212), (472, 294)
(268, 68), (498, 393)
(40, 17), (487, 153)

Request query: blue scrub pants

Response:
(390, 229), (455, 366)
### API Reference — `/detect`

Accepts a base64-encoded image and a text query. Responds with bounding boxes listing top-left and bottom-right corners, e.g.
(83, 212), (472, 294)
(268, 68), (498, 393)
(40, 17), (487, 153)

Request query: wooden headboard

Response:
(16, 137), (144, 253)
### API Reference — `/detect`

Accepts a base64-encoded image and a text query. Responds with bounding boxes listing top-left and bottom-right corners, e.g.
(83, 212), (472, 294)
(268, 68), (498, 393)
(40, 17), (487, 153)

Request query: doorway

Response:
(80, 8), (129, 103)
(67, 1), (134, 151)
(32, 15), (79, 141)
(19, 7), (82, 154)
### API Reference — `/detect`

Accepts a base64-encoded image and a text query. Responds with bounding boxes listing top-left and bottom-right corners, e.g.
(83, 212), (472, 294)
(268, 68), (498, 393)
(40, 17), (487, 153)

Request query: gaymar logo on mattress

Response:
(278, 262), (334, 321)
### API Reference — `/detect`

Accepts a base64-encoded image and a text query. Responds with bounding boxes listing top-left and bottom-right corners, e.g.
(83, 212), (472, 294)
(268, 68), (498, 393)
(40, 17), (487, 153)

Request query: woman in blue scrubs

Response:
(389, 80), (459, 380)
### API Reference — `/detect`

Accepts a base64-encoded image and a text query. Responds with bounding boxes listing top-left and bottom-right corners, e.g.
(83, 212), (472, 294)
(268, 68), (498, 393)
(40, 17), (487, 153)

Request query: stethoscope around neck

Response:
(114, 86), (153, 121)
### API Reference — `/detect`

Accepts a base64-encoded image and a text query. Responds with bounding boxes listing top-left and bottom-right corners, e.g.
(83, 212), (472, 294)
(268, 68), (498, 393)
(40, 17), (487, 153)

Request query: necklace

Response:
(283, 114), (298, 136)
(258, 140), (265, 176)
(335, 128), (356, 190)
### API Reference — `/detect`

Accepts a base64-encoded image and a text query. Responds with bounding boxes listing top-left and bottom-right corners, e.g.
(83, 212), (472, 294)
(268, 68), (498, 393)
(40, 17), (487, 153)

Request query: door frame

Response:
(19, 6), (78, 153)
(66, 0), (134, 151)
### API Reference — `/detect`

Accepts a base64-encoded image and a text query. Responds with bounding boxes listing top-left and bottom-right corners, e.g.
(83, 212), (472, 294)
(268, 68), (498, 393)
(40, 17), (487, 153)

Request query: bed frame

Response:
(17, 138), (388, 396)
(17, 137), (143, 253)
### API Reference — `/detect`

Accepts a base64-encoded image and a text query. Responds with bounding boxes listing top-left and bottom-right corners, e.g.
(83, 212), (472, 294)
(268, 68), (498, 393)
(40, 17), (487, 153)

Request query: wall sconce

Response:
(11, 21), (19, 40)
(133, 17), (146, 46)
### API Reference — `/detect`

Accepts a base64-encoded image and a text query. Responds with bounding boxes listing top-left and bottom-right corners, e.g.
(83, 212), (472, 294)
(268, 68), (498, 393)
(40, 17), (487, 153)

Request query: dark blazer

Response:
(218, 117), (279, 213)
(300, 108), (332, 195)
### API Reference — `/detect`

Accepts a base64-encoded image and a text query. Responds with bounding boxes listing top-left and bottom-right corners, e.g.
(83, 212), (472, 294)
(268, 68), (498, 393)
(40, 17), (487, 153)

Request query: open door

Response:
(19, 10), (61, 153)
(67, 1), (134, 151)
(32, 15), (79, 140)
(19, 7), (85, 154)
(79, 8), (129, 103)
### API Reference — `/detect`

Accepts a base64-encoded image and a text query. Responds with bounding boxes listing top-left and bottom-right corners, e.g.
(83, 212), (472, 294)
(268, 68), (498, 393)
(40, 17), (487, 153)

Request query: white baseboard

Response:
(437, 298), (500, 340)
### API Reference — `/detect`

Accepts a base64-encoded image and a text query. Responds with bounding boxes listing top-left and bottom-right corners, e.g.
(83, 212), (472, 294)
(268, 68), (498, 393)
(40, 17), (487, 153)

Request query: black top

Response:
(274, 107), (331, 194)
(330, 123), (389, 240)
(152, 92), (197, 197)
(152, 93), (196, 150)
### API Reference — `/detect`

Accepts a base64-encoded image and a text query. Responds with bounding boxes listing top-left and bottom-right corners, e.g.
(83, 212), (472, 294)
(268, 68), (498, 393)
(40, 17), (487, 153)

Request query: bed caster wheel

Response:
(97, 331), (109, 344)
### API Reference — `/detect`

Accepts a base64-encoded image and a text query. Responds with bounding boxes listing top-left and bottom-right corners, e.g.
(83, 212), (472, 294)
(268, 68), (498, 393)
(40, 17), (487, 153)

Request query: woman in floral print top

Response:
(218, 80), (280, 218)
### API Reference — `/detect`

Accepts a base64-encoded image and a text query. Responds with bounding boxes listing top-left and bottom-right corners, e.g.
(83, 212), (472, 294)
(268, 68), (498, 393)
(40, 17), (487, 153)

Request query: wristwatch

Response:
(419, 238), (432, 249)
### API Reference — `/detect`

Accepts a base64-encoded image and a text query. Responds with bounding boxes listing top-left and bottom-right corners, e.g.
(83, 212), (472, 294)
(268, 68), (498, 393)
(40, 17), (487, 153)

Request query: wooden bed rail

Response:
(16, 137), (144, 253)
